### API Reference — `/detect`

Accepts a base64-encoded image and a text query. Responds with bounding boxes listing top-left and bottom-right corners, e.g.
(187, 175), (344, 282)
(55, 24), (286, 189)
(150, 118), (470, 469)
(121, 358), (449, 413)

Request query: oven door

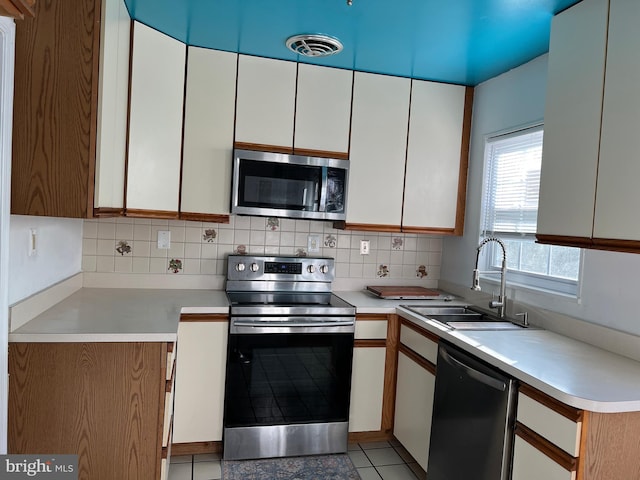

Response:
(224, 329), (354, 429)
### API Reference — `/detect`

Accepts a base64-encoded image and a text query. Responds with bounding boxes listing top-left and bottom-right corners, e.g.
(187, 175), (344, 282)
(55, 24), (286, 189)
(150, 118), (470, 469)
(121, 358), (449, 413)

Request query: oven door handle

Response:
(233, 321), (355, 328)
(230, 317), (355, 334)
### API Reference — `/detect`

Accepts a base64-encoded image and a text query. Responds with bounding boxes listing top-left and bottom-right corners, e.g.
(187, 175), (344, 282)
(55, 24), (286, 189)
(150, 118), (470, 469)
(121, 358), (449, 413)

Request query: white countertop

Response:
(9, 289), (229, 343)
(10, 285), (640, 413)
(398, 307), (640, 413)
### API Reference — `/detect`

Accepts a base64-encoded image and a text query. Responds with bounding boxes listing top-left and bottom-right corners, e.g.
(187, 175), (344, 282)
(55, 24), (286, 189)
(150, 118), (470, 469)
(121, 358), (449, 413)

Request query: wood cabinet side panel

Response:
(8, 342), (163, 480)
(12, 0), (100, 217)
(581, 411), (640, 480)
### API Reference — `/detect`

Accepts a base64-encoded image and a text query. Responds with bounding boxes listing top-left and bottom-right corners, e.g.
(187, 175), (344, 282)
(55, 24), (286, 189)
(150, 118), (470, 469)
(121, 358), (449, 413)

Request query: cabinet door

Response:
(593, 0), (640, 241)
(126, 21), (186, 214)
(403, 80), (467, 233)
(393, 351), (435, 471)
(294, 64), (353, 155)
(94, 0), (130, 213)
(536, 0), (608, 240)
(235, 55), (296, 149)
(347, 72), (410, 229)
(348, 346), (386, 432)
(173, 321), (228, 443)
(181, 47), (237, 219)
(512, 436), (576, 480)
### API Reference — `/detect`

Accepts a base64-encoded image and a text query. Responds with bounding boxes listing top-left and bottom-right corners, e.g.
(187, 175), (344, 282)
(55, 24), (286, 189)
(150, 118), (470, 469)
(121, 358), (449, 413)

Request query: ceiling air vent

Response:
(286, 34), (343, 57)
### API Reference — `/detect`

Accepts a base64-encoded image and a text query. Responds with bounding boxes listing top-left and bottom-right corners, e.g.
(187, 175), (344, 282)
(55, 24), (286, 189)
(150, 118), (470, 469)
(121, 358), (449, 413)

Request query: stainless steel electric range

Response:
(223, 255), (356, 461)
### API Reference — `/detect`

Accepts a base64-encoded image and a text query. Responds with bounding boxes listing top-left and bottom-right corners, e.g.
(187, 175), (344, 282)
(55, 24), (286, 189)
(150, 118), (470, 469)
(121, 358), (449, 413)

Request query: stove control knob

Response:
(307, 265), (316, 274)
(235, 263), (246, 272)
(249, 263), (260, 272)
(319, 265), (330, 274)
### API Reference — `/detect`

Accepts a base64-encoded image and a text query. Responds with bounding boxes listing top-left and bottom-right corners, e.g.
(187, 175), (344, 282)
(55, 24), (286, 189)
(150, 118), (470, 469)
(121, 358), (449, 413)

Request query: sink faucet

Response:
(471, 237), (507, 318)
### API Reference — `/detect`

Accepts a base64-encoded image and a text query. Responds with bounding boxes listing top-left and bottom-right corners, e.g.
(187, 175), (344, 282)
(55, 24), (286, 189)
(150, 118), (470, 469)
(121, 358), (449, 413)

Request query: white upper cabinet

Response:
(403, 80), (467, 233)
(347, 72), (411, 228)
(593, 0), (640, 241)
(235, 55), (297, 148)
(538, 0), (640, 249)
(537, 0), (608, 241)
(181, 47), (237, 219)
(294, 64), (353, 155)
(126, 22), (186, 213)
(94, 0), (130, 212)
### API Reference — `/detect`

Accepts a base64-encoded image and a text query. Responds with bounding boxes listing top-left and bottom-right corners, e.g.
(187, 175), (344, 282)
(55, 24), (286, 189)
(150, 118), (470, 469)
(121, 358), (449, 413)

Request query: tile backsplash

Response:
(82, 216), (442, 283)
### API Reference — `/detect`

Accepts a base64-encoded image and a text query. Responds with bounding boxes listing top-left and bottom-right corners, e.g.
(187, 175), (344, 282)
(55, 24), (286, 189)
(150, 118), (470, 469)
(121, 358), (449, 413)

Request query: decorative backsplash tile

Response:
(81, 216), (444, 281)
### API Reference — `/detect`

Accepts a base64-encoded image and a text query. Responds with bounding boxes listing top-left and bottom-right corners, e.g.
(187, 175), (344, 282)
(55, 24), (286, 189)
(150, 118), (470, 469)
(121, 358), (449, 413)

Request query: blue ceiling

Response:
(124, 0), (580, 86)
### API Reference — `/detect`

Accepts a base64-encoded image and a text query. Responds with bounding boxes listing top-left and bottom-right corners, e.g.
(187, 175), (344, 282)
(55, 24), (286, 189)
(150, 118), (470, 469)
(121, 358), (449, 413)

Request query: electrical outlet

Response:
(360, 240), (370, 255)
(308, 234), (320, 253)
(157, 230), (171, 249)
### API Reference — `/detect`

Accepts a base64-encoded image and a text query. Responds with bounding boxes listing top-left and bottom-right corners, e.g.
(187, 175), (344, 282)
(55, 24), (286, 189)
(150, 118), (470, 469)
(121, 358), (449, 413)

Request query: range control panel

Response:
(264, 262), (303, 275)
(227, 255), (335, 282)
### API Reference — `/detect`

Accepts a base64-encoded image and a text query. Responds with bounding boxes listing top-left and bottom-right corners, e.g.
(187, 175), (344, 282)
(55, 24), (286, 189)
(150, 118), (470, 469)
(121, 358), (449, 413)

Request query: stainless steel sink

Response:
(445, 321), (525, 331)
(400, 305), (527, 330)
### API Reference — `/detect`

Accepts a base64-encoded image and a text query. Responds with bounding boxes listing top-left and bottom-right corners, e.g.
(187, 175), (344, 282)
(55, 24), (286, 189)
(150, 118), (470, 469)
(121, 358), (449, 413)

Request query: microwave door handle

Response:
(319, 166), (328, 212)
(303, 188), (307, 207)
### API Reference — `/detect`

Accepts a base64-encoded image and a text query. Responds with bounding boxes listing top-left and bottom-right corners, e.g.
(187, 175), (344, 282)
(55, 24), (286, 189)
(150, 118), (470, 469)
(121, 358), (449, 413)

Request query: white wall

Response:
(9, 215), (83, 305)
(441, 53), (640, 337)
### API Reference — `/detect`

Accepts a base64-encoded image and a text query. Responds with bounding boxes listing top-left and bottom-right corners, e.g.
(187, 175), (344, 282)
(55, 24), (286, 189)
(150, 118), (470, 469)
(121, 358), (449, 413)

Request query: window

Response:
(481, 125), (581, 296)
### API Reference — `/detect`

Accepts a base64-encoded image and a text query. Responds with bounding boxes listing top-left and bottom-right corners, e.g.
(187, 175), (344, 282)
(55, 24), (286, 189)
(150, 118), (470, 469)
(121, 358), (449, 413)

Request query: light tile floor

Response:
(168, 440), (427, 480)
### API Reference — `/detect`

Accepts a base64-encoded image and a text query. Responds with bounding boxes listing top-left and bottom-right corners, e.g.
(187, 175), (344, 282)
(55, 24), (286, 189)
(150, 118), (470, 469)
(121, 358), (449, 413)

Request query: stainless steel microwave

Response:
(231, 149), (349, 221)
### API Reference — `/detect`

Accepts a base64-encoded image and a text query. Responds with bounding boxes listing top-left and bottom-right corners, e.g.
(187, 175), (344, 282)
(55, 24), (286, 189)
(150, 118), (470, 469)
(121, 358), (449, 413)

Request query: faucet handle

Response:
(515, 312), (529, 327)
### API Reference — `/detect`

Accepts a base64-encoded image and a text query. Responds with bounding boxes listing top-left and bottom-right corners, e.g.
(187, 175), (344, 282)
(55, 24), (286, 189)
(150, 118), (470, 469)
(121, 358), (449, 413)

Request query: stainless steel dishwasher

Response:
(427, 342), (517, 480)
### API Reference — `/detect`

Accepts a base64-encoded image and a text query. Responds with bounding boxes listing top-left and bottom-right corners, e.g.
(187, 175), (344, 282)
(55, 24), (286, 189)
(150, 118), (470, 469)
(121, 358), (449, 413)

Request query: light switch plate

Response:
(360, 240), (370, 255)
(308, 234), (320, 253)
(157, 230), (171, 249)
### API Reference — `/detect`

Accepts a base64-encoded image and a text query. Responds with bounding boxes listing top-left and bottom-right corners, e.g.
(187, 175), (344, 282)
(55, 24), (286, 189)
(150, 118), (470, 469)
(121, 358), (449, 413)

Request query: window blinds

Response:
(483, 127), (543, 236)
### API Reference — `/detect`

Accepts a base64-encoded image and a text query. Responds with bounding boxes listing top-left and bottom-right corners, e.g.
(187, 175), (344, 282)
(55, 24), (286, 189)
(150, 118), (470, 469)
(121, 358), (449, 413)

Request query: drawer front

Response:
(355, 319), (388, 340)
(512, 436), (576, 480)
(517, 391), (581, 456)
(400, 324), (438, 364)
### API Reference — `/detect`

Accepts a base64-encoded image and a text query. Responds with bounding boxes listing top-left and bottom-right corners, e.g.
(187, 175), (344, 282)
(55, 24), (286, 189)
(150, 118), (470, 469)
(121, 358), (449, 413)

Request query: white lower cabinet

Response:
(348, 346), (386, 432)
(172, 319), (228, 443)
(393, 351), (435, 471)
(512, 436), (575, 480)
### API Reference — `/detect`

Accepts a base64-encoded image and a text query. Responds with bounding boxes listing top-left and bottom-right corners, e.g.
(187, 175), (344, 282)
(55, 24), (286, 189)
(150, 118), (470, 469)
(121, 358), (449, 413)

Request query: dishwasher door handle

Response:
(440, 348), (507, 392)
